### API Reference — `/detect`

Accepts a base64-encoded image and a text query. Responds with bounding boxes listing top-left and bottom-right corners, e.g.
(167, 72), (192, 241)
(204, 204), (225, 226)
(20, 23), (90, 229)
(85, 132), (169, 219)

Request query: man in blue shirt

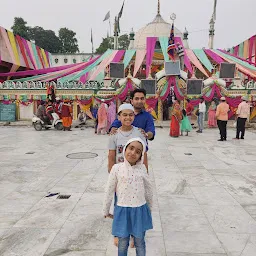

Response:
(110, 88), (155, 140)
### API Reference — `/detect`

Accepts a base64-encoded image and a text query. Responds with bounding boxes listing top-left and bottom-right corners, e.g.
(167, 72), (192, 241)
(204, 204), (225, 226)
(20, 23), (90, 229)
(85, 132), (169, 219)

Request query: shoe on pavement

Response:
(240, 137), (244, 139)
(218, 139), (224, 141)
(233, 138), (239, 140)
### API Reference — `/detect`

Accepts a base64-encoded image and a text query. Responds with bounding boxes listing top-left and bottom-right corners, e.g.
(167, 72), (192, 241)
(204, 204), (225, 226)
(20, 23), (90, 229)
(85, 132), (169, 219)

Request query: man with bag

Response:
(216, 97), (229, 141)
(234, 96), (250, 140)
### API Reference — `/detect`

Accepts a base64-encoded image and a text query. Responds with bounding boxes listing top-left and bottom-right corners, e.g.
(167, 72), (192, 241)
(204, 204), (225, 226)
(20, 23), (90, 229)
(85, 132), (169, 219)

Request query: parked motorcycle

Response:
(32, 113), (63, 131)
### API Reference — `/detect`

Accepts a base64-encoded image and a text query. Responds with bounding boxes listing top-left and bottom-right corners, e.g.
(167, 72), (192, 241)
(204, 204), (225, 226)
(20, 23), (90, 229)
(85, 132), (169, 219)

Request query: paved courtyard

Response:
(0, 126), (256, 256)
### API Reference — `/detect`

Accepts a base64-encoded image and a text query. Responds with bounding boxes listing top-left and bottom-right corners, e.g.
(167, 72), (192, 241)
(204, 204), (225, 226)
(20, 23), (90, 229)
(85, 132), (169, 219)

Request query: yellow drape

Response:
(7, 30), (20, 66)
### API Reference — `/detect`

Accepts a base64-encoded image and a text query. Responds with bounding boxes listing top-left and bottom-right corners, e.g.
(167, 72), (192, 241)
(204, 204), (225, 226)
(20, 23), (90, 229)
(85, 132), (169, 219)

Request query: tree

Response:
(30, 27), (62, 53)
(59, 28), (79, 53)
(10, 17), (80, 54)
(118, 34), (129, 50)
(95, 34), (129, 54)
(11, 17), (31, 40)
(95, 37), (114, 54)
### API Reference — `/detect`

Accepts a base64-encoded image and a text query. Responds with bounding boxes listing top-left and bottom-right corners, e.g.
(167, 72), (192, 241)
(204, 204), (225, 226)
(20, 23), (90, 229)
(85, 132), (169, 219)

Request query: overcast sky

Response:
(1, 0), (255, 53)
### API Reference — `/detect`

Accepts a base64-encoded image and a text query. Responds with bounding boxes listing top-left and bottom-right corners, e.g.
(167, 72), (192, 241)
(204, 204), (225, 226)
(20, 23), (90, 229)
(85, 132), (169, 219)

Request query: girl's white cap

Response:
(118, 104), (135, 114)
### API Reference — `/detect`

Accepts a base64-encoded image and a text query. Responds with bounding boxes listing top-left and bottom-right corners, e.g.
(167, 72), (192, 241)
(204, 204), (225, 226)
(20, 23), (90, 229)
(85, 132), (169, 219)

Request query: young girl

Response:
(181, 109), (192, 136)
(103, 138), (153, 256)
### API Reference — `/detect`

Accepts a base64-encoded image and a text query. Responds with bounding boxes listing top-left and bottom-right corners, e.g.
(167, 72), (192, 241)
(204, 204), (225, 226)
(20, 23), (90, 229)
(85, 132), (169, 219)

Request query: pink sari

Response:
(208, 106), (217, 128)
(107, 102), (116, 131)
(97, 103), (108, 134)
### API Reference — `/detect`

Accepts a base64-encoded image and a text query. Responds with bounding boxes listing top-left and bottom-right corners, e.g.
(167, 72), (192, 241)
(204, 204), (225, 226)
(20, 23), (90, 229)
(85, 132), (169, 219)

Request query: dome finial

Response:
(157, 0), (160, 15)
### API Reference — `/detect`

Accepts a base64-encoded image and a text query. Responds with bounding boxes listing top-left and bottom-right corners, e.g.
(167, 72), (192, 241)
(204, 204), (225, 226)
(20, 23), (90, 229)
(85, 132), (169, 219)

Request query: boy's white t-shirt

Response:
(108, 126), (147, 163)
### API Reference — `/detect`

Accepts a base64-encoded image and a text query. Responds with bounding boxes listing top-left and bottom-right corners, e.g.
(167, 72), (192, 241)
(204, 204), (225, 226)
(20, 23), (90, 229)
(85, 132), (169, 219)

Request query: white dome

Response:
(134, 14), (183, 50)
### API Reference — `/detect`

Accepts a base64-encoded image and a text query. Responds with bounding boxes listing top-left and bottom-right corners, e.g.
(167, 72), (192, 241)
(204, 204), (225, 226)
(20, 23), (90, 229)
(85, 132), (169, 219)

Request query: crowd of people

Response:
(169, 96), (251, 141)
(36, 97), (73, 131)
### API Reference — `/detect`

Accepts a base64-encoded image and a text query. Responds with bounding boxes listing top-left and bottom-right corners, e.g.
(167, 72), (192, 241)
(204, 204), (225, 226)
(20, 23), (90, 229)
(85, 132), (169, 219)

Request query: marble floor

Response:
(0, 126), (256, 256)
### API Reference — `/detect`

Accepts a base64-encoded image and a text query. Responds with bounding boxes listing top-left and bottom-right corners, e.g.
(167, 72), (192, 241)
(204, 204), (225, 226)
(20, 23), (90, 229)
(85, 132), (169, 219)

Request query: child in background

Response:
(103, 138), (153, 256)
(181, 109), (192, 136)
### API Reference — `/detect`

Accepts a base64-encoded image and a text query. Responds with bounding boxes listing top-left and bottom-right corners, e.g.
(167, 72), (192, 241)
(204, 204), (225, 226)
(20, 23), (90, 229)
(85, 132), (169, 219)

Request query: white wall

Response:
(19, 103), (34, 120)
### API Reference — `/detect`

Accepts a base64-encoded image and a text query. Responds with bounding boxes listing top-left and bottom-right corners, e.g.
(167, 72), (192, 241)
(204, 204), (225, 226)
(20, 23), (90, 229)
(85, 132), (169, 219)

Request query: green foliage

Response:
(118, 34), (129, 50)
(95, 37), (114, 54)
(95, 34), (129, 54)
(59, 28), (79, 53)
(11, 17), (79, 54)
(29, 26), (62, 53)
(11, 17), (31, 41)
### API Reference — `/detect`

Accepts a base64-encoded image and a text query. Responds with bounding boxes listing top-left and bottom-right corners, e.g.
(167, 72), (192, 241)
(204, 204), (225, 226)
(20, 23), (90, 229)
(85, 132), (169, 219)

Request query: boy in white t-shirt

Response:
(108, 103), (148, 172)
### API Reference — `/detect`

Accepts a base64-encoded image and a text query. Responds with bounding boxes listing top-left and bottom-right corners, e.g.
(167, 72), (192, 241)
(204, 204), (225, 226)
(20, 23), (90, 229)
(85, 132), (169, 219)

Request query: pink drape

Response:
(146, 37), (157, 77)
(118, 80), (134, 101)
(27, 41), (38, 69)
(133, 50), (146, 77)
(160, 77), (173, 101)
(217, 52), (256, 79)
(204, 49), (224, 64)
(249, 36), (256, 64)
(146, 97), (158, 109)
(90, 50), (118, 80)
(0, 27), (16, 65)
(234, 46), (239, 56)
(112, 50), (125, 63)
(186, 49), (209, 77)
(175, 37), (193, 74)
(21, 38), (36, 69)
(218, 49), (255, 66)
(79, 56), (93, 83)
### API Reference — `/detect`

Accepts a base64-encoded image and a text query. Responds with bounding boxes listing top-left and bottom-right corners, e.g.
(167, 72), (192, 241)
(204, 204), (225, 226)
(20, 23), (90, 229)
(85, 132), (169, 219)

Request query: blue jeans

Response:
(118, 233), (146, 256)
(198, 112), (204, 131)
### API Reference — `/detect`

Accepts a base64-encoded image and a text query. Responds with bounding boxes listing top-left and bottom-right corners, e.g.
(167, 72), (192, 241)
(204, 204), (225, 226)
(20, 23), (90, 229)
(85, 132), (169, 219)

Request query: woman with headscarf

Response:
(61, 99), (73, 131)
(107, 102), (116, 131)
(97, 102), (108, 135)
(170, 101), (182, 137)
(208, 100), (217, 128)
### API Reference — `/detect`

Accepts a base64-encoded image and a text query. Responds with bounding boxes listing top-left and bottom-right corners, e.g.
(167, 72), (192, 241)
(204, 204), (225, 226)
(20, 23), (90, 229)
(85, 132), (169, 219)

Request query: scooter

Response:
(32, 112), (63, 131)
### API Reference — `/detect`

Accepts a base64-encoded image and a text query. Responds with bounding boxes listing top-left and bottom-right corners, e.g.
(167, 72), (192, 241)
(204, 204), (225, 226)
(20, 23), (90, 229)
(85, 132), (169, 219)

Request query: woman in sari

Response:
(97, 102), (108, 135)
(61, 99), (73, 131)
(170, 101), (182, 137)
(208, 100), (217, 128)
(107, 102), (116, 131)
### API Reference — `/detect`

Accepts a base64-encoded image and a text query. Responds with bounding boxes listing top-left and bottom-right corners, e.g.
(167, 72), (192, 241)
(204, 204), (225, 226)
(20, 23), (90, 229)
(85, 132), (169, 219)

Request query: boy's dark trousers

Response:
(236, 117), (247, 139)
(217, 120), (227, 140)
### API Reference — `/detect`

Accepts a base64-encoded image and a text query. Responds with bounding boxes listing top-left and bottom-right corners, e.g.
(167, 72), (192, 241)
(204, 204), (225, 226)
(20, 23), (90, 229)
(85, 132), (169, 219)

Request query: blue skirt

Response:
(112, 204), (153, 238)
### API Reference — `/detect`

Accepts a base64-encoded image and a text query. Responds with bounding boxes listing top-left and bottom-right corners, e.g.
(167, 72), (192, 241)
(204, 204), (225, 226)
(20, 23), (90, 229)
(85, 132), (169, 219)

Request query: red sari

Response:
(170, 103), (182, 137)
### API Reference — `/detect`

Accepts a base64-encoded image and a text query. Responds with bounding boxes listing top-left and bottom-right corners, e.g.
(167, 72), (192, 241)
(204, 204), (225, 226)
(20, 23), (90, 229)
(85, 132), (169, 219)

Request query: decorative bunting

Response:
(16, 35), (30, 68)
(90, 50), (117, 80)
(133, 49), (146, 77)
(186, 49), (209, 77)
(123, 49), (136, 68)
(146, 37), (157, 77)
(7, 30), (21, 66)
(0, 27), (16, 65)
(159, 37), (169, 62)
(174, 37), (193, 74)
(193, 49), (214, 72)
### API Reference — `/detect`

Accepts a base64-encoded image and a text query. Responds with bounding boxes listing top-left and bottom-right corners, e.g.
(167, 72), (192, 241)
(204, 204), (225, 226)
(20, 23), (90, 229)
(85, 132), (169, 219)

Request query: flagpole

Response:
(91, 29), (94, 57)
(109, 14), (112, 38)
